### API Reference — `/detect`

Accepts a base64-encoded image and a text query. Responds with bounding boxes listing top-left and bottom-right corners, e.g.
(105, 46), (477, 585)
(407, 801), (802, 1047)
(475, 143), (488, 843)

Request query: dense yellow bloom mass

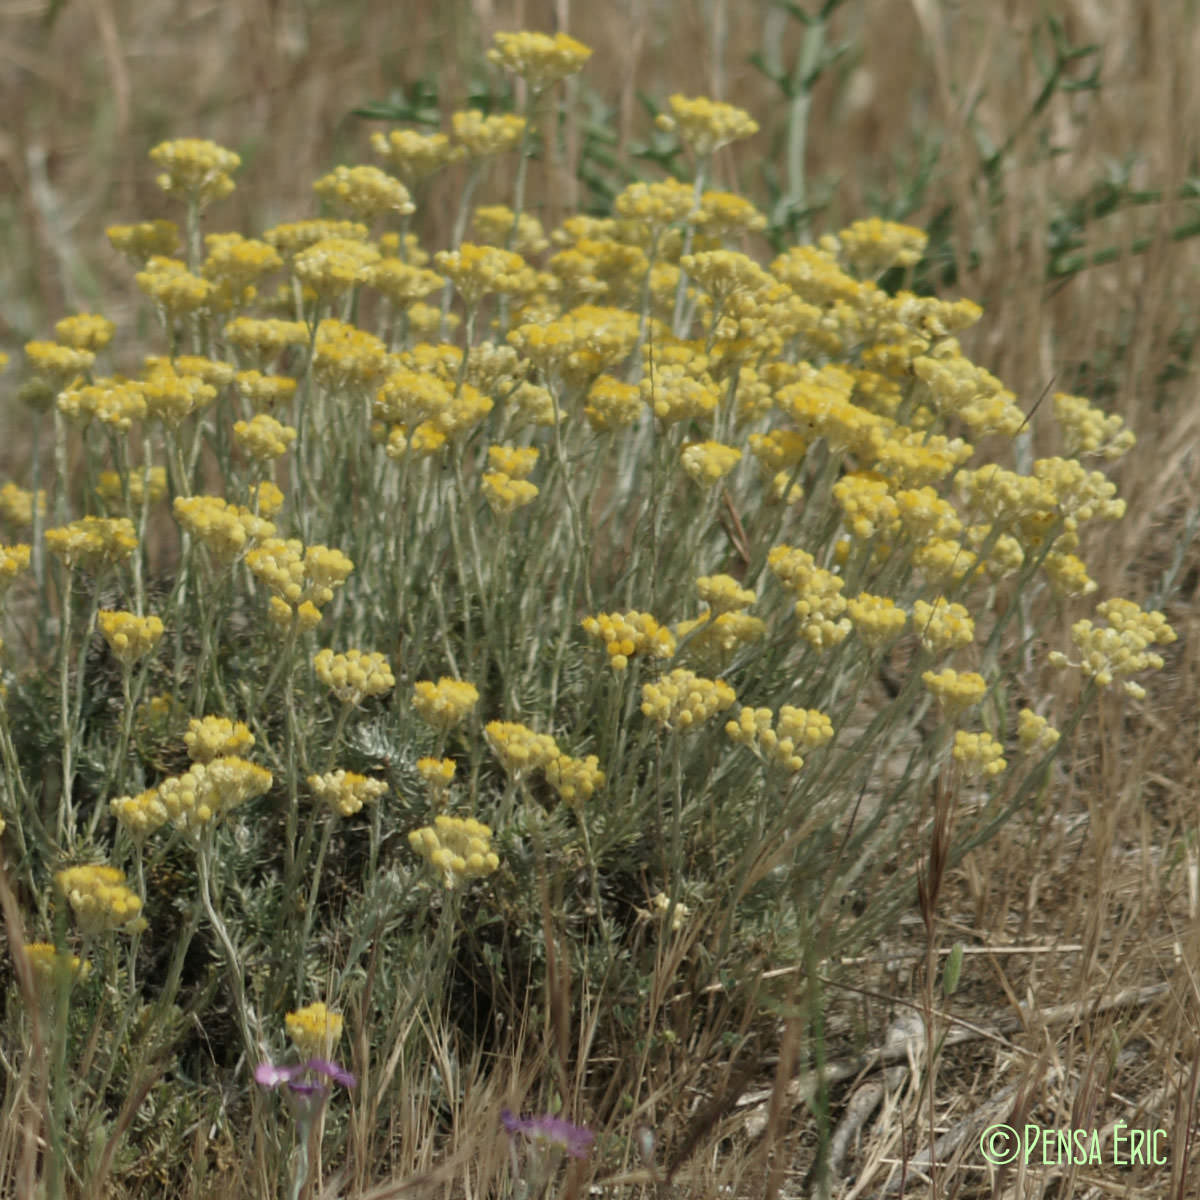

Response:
(412, 678), (480, 730)
(150, 138), (241, 208)
(56, 864), (146, 935)
(487, 30), (592, 90)
(286, 1002), (344, 1057)
(314, 648), (396, 705)
(641, 669), (736, 732)
(97, 611), (165, 666)
(409, 815), (500, 887)
(308, 769), (388, 817)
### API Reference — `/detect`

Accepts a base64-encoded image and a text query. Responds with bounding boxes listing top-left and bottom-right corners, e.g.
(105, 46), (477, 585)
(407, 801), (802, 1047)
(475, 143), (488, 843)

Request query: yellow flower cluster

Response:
(0, 543), (32, 597)
(313, 318), (389, 392)
(482, 471), (539, 515)
(674, 610), (765, 669)
(953, 731), (1006, 778)
(680, 441), (742, 487)
(846, 593), (908, 650)
(922, 668), (987, 718)
(695, 574), (756, 614)
(912, 597), (975, 655)
(649, 890), (691, 931)
(412, 677), (480, 731)
(109, 788), (170, 843)
(819, 218), (928, 278)
(473, 206), (549, 256)
(22, 943), (90, 995)
(655, 94), (759, 157)
(1017, 709), (1061, 754)
(409, 815), (500, 888)
(56, 864), (146, 936)
(485, 721), (560, 776)
(57, 379), (147, 431)
(417, 756), (457, 793)
(312, 164), (415, 222)
(223, 316), (309, 362)
(726, 704), (832, 771)
(156, 757), (273, 833)
(135, 256), (215, 321)
(185, 715), (255, 763)
(313, 647), (396, 705)
(434, 243), (532, 308)
(581, 610), (677, 671)
(1049, 597), (1176, 700)
(286, 1002), (343, 1057)
(263, 218), (369, 257)
(486, 30), (593, 90)
(95, 466), (168, 509)
(767, 545), (851, 649)
(24, 340), (95, 388)
(368, 259), (446, 307)
(1053, 392), (1136, 460)
(451, 110), (527, 158)
(641, 668), (737, 732)
(97, 610), (165, 666)
(233, 413), (297, 462)
(308, 769), (388, 817)
(140, 357), (219, 426)
(293, 237), (381, 297)
(55, 313), (116, 351)
(106, 219), (180, 262)
(150, 138), (241, 208)
(544, 753), (605, 805)
(370, 129), (465, 183)
(246, 538), (354, 621)
(45, 517), (138, 572)
(175, 495), (277, 564)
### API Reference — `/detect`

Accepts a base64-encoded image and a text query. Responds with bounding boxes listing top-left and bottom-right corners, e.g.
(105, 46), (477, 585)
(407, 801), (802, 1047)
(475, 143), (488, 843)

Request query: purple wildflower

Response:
(255, 1057), (357, 1095)
(501, 1108), (594, 1159)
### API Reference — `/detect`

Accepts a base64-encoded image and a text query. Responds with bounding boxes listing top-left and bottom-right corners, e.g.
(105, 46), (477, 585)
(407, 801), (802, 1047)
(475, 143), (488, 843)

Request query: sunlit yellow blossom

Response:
(695, 574), (756, 614)
(313, 164), (415, 222)
(286, 1002), (343, 1057)
(106, 219), (180, 262)
(95, 467), (167, 510)
(767, 545), (851, 649)
(0, 544), (32, 598)
(412, 678), (480, 731)
(21, 943), (90, 996)
(581, 610), (677, 671)
(109, 788), (170, 843)
(1052, 392), (1136, 460)
(680, 441), (741, 486)
(545, 753), (605, 805)
(1018, 709), (1061, 755)
(157, 757), (272, 833)
(308, 769), (388, 818)
(847, 593), (907, 650)
(641, 668), (736, 732)
(55, 313), (116, 351)
(185, 715), (255, 763)
(234, 370), (298, 410)
(174, 495), (275, 564)
(1048, 597), (1176, 700)
(0, 484), (46, 529)
(370, 129), (465, 183)
(24, 340), (95, 388)
(473, 205), (550, 255)
(57, 379), (147, 431)
(263, 219), (369, 257)
(223, 316), (309, 362)
(614, 178), (699, 240)
(45, 517), (137, 572)
(674, 610), (765, 668)
(485, 721), (560, 776)
(922, 668), (987, 717)
(56, 864), (146, 935)
(417, 757), (457, 799)
(140, 358), (218, 427)
(314, 647), (395, 705)
(452, 110), (527, 157)
(434, 243), (532, 308)
(367, 259), (446, 307)
(953, 730), (1006, 778)
(912, 597), (974, 655)
(487, 30), (592, 90)
(135, 255), (216, 320)
(97, 610), (165, 666)
(312, 318), (388, 392)
(150, 138), (240, 208)
(655, 94), (759, 157)
(267, 596), (323, 634)
(482, 472), (539, 515)
(233, 413), (297, 462)
(409, 815), (500, 887)
(293, 237), (381, 297)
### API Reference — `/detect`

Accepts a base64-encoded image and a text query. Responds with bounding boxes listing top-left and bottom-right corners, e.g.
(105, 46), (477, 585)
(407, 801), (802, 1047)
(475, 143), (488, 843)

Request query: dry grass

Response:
(2, 0), (1199, 1196)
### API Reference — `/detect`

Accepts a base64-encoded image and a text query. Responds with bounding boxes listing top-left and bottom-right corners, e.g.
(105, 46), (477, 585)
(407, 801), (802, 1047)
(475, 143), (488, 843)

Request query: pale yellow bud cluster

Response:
(695, 574), (756, 615)
(1017, 709), (1061, 755)
(106, 219), (180, 262)
(680, 441), (741, 486)
(57, 379), (147, 431)
(417, 757), (457, 800)
(819, 218), (928, 278)
(674, 611), (765, 668)
(953, 731), (1006, 778)
(434, 244), (532, 308)
(482, 472), (539, 515)
(1048, 598), (1176, 700)
(486, 30), (593, 90)
(485, 721), (560, 776)
(655, 94), (759, 157)
(95, 466), (168, 509)
(313, 319), (389, 392)
(54, 313), (116, 351)
(370, 129), (465, 183)
(767, 545), (851, 649)
(135, 256), (215, 321)
(922, 668), (987, 718)
(140, 357), (218, 426)
(313, 648), (396, 706)
(641, 668), (736, 732)
(544, 753), (605, 805)
(233, 413), (297, 462)
(725, 704), (831, 771)
(367, 260), (446, 307)
(174, 495), (276, 564)
(0, 543), (32, 597)
(45, 517), (138, 572)
(285, 1002), (343, 1058)
(912, 597), (974, 655)
(650, 891), (690, 931)
(97, 610), (165, 666)
(581, 610), (677, 671)
(451, 111), (527, 158)
(409, 815), (500, 888)
(22, 943), (90, 995)
(308, 769), (388, 817)
(412, 677), (480, 730)
(56, 864), (146, 935)
(157, 757), (273, 833)
(24, 340), (96, 387)
(312, 164), (415, 223)
(472, 206), (550, 256)
(263, 219), (369, 257)
(185, 716), (255, 763)
(109, 788), (170, 843)
(847, 594), (908, 650)
(1052, 392), (1136, 460)
(149, 138), (240, 208)
(293, 237), (381, 297)
(223, 316), (309, 362)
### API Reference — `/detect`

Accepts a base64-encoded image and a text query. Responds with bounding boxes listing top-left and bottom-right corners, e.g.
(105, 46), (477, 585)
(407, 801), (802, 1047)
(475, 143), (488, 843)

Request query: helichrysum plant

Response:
(0, 26), (1176, 1199)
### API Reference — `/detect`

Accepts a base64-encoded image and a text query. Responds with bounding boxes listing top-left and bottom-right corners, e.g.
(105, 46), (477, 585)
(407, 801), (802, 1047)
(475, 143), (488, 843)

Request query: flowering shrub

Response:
(0, 24), (1177, 1199)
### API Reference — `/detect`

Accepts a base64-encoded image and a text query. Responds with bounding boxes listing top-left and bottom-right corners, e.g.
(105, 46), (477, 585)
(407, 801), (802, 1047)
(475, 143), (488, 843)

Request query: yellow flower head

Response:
(286, 1002), (344, 1058)
(486, 30), (593, 90)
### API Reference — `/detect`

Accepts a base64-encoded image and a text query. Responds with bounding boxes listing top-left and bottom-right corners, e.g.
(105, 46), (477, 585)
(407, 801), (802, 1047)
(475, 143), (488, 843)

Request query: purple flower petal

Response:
(255, 1061), (299, 1088)
(304, 1058), (357, 1088)
(501, 1109), (594, 1159)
